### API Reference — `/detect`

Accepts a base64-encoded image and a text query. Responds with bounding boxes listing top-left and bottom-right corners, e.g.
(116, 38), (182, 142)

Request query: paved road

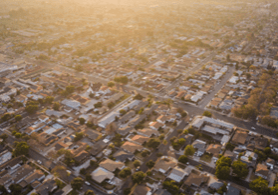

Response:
(198, 66), (235, 109)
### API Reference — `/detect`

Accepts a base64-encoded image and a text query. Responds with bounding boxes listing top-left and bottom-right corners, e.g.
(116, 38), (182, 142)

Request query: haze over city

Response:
(0, 0), (278, 195)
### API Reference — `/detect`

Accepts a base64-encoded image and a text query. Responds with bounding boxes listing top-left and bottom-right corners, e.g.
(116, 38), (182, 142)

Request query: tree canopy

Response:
(184, 145), (195, 156)
(232, 160), (248, 178)
(71, 177), (83, 191)
(132, 171), (146, 184)
(13, 141), (29, 157)
(249, 177), (269, 195)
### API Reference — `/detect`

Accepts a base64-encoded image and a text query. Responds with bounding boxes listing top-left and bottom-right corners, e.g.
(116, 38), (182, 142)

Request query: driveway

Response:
(245, 168), (253, 182)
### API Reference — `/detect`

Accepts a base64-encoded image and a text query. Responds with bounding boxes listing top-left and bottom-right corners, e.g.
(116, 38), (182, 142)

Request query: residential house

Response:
(121, 141), (144, 154)
(226, 185), (241, 195)
(133, 185), (151, 195)
(266, 158), (275, 170)
(149, 121), (165, 131)
(192, 139), (206, 156)
(184, 173), (209, 188)
(99, 158), (125, 172)
(206, 144), (222, 160)
(255, 163), (269, 180)
(137, 128), (159, 137)
(91, 167), (114, 184)
(153, 156), (177, 174)
(113, 150), (134, 162)
(167, 166), (188, 182)
(130, 135), (149, 145)
(35, 179), (57, 195)
(231, 129), (248, 146)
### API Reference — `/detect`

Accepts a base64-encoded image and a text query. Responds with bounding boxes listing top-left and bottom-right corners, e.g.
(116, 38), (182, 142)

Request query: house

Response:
(208, 175), (224, 190)
(19, 170), (45, 188)
(266, 158), (275, 170)
(255, 163), (269, 180)
(157, 115), (168, 124)
(153, 156), (177, 174)
(61, 99), (81, 110)
(74, 150), (90, 163)
(206, 144), (222, 160)
(133, 185), (151, 195)
(0, 156), (22, 172)
(88, 141), (108, 156)
(226, 185), (241, 195)
(153, 189), (171, 195)
(99, 86), (111, 94)
(35, 179), (57, 195)
(167, 166), (188, 182)
(137, 128), (159, 137)
(13, 164), (35, 184)
(113, 150), (134, 162)
(184, 173), (209, 187)
(130, 135), (149, 145)
(121, 141), (144, 153)
(119, 110), (136, 124)
(223, 150), (237, 161)
(117, 126), (133, 136)
(38, 115), (50, 123)
(149, 121), (165, 130)
(98, 112), (120, 128)
(192, 139), (206, 156)
(231, 129), (248, 145)
(91, 167), (114, 183)
(99, 158), (125, 172)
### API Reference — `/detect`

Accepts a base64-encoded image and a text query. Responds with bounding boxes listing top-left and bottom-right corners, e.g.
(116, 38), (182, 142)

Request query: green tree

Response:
(178, 155), (188, 164)
(79, 118), (85, 125)
(1, 113), (11, 121)
(215, 156), (232, 180)
(45, 96), (54, 104)
(147, 138), (160, 149)
(133, 94), (144, 100)
(107, 82), (115, 88)
(264, 147), (271, 155)
(203, 111), (212, 117)
(71, 177), (83, 191)
(94, 102), (102, 108)
(0, 133), (8, 143)
(132, 171), (146, 184)
(84, 190), (95, 195)
(53, 102), (60, 111)
(141, 150), (150, 157)
(162, 180), (179, 194)
(133, 160), (141, 168)
(119, 167), (132, 178)
(25, 105), (39, 114)
(74, 132), (84, 142)
(15, 115), (22, 122)
(249, 177), (269, 195)
(9, 184), (22, 195)
(232, 160), (248, 178)
(270, 184), (278, 195)
(184, 145), (195, 156)
(146, 160), (155, 169)
(13, 141), (29, 157)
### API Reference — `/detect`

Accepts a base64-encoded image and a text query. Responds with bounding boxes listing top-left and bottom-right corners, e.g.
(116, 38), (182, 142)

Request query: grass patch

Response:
(200, 154), (213, 163)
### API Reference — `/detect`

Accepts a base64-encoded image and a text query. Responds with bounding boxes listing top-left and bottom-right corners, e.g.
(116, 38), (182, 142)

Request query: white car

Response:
(37, 160), (42, 165)
(85, 181), (90, 186)
(251, 127), (256, 130)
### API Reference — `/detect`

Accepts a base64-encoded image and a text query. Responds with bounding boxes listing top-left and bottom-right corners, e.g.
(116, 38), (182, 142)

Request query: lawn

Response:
(200, 154), (213, 163)
(150, 170), (166, 181)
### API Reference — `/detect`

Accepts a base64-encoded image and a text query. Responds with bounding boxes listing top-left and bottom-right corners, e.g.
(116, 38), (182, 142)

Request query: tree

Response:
(71, 177), (83, 191)
(79, 118), (85, 125)
(270, 184), (278, 195)
(9, 184), (22, 195)
(264, 147), (271, 155)
(84, 190), (95, 195)
(141, 150), (150, 157)
(133, 94), (144, 100)
(162, 180), (179, 194)
(178, 155), (188, 164)
(203, 111), (212, 117)
(119, 167), (132, 178)
(25, 104), (39, 114)
(232, 160), (248, 178)
(132, 171), (146, 184)
(123, 188), (131, 195)
(146, 160), (155, 169)
(249, 177), (269, 195)
(53, 102), (60, 111)
(0, 133), (8, 144)
(15, 115), (22, 122)
(1, 113), (11, 121)
(94, 102), (102, 108)
(184, 145), (195, 156)
(107, 81), (115, 88)
(119, 109), (127, 115)
(13, 141), (29, 157)
(74, 132), (84, 142)
(133, 160), (141, 168)
(45, 96), (54, 104)
(147, 138), (160, 149)
(114, 76), (128, 84)
(215, 156), (232, 180)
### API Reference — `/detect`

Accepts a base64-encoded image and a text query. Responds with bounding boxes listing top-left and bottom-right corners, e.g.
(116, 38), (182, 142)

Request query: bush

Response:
(178, 155), (188, 164)
(203, 111), (212, 117)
